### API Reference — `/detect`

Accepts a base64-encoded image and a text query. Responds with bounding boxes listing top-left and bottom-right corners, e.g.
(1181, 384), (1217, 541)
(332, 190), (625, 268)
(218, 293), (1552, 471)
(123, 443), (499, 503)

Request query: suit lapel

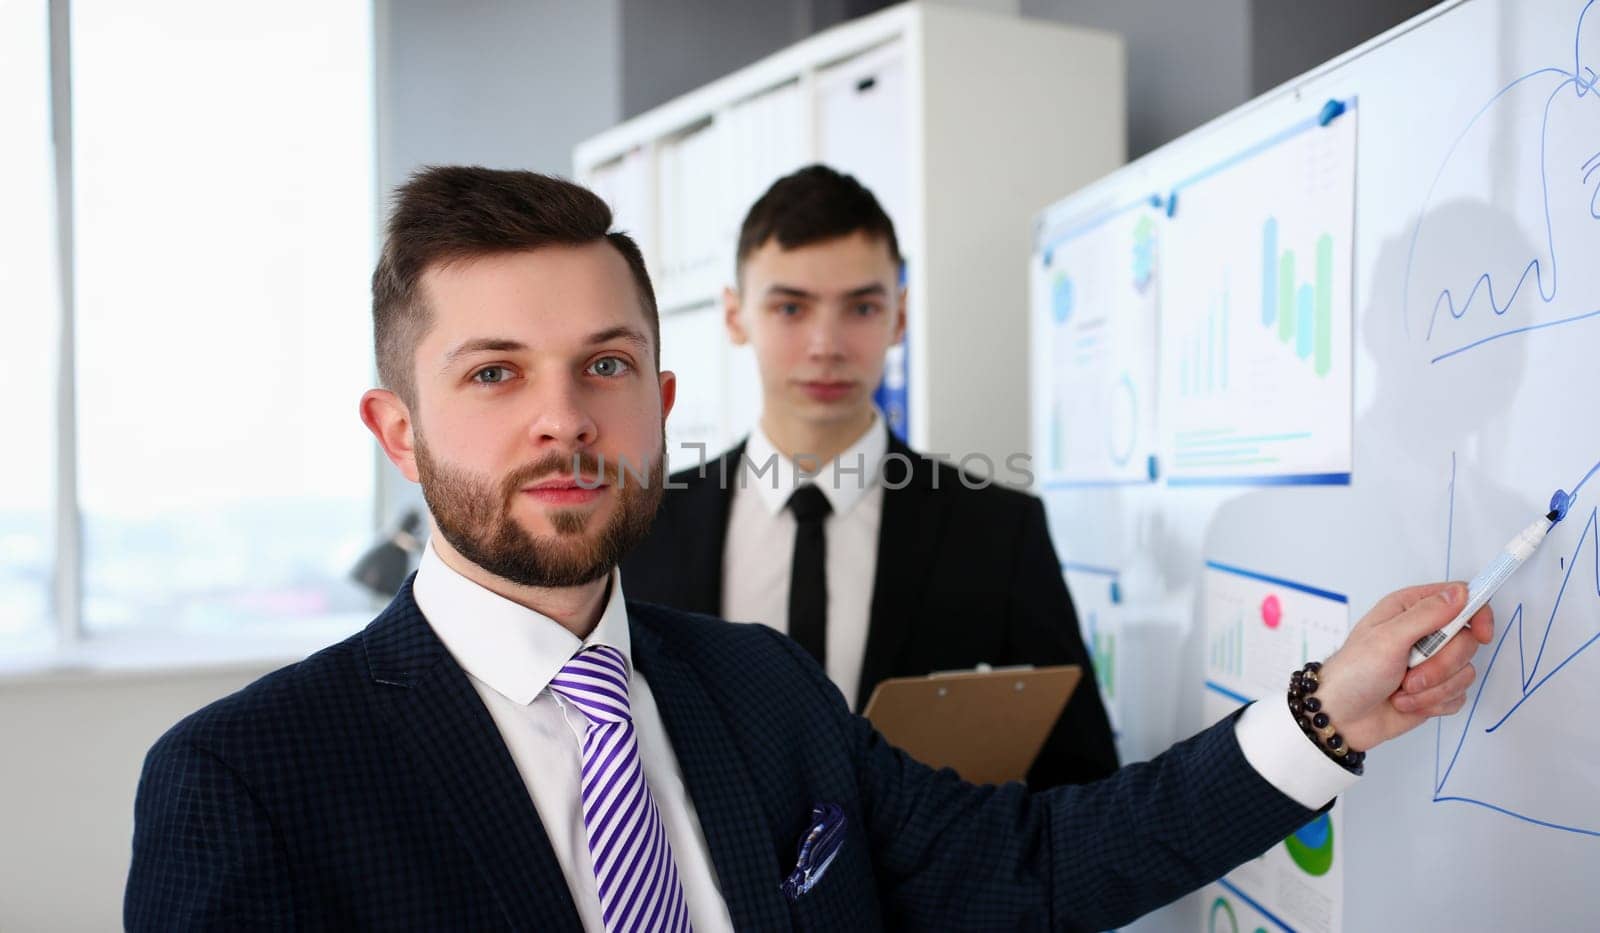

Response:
(679, 442), (744, 615)
(629, 604), (792, 932)
(363, 582), (583, 932)
(855, 439), (953, 711)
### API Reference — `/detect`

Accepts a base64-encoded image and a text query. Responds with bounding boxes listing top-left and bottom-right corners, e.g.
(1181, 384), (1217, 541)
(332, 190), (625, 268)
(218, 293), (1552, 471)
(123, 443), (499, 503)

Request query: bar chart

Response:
(1202, 561), (1348, 702)
(1178, 278), (1230, 398)
(1160, 101), (1356, 485)
(1262, 218), (1334, 377)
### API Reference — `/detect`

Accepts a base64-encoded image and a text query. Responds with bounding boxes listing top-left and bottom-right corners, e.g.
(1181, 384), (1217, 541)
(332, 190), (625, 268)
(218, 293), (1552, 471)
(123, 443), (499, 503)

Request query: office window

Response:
(0, 0), (59, 651)
(71, 0), (377, 638)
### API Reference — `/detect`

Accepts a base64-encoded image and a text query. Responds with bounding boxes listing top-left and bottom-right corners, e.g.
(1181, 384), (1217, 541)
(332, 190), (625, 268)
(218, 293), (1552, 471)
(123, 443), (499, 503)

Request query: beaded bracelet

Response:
(1288, 661), (1365, 775)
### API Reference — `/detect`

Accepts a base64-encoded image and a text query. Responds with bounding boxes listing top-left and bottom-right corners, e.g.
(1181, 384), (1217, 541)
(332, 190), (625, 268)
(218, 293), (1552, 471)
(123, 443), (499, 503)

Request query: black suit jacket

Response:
(621, 436), (1119, 788)
(127, 583), (1320, 931)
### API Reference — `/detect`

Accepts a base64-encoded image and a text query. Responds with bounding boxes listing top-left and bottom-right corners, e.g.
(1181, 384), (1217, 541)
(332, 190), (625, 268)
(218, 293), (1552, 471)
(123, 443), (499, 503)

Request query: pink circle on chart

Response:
(1261, 594), (1282, 629)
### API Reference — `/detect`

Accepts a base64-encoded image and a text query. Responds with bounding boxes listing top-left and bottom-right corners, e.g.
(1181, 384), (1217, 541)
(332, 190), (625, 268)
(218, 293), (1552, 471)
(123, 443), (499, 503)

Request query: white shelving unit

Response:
(575, 1), (1125, 469)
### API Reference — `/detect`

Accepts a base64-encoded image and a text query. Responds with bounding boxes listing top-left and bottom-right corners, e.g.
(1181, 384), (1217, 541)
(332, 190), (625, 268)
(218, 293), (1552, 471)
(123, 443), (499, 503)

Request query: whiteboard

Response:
(1030, 1), (1600, 929)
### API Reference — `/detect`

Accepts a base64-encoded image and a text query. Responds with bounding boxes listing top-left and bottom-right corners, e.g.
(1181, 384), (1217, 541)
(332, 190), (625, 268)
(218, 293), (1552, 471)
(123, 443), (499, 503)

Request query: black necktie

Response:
(786, 484), (832, 667)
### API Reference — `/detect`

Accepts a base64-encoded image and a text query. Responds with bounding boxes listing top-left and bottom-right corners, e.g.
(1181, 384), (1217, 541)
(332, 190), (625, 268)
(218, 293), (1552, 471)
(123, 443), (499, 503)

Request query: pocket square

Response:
(780, 802), (846, 901)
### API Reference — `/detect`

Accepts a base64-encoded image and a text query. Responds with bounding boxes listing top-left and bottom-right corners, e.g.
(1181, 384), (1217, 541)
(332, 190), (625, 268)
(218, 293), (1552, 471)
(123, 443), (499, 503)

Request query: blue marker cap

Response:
(1318, 98), (1347, 126)
(1165, 192), (1178, 217)
(1148, 193), (1163, 209)
(1109, 580), (1122, 605)
(1147, 454), (1159, 481)
(1550, 489), (1572, 523)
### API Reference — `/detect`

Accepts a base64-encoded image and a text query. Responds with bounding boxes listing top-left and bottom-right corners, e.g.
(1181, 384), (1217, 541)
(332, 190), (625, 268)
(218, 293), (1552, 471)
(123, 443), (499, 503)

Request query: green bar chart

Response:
(1091, 622), (1116, 699)
(1263, 217), (1335, 376)
(1209, 613), (1244, 678)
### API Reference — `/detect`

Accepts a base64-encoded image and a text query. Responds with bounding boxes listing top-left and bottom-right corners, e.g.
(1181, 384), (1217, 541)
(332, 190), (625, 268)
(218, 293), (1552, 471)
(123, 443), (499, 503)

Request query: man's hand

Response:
(1313, 582), (1493, 752)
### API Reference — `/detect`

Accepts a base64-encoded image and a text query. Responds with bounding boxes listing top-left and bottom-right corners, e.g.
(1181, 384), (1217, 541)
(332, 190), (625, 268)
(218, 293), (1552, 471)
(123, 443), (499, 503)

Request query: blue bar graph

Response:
(1208, 306), (1216, 393)
(1221, 281), (1229, 390)
(1183, 288), (1232, 397)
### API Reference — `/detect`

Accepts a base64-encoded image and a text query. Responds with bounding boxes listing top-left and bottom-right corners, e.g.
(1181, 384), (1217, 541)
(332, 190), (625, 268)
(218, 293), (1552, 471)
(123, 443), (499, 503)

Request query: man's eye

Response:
(472, 366), (512, 384)
(854, 303), (879, 316)
(589, 356), (632, 377)
(777, 303), (802, 316)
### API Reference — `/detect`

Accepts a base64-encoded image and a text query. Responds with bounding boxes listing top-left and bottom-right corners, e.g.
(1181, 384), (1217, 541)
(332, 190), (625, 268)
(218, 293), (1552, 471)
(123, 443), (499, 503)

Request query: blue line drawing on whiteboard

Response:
(1432, 451), (1600, 837)
(1403, 1), (1600, 364)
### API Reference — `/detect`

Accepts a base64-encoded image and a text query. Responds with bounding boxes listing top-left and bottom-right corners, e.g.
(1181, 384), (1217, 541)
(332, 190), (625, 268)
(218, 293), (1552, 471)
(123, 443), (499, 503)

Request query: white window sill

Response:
(0, 612), (372, 686)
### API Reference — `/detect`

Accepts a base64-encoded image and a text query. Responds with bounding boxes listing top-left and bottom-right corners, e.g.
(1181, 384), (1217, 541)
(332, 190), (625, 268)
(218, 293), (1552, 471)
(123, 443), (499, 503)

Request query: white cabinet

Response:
(584, 146), (654, 278)
(815, 41), (913, 248)
(657, 303), (726, 462)
(575, 2), (1124, 468)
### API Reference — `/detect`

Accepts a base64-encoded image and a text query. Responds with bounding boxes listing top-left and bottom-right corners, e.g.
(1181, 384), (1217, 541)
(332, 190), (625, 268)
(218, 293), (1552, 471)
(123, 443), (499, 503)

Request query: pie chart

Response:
(1284, 811), (1334, 876)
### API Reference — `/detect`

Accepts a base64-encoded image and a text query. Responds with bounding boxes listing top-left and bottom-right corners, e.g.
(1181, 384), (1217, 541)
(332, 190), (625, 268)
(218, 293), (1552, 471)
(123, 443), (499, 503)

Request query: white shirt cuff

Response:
(1233, 698), (1360, 810)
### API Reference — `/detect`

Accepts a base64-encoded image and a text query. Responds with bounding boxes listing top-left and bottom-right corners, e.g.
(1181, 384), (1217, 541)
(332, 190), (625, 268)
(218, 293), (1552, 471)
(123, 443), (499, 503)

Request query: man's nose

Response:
(524, 379), (598, 449)
(806, 313), (846, 359)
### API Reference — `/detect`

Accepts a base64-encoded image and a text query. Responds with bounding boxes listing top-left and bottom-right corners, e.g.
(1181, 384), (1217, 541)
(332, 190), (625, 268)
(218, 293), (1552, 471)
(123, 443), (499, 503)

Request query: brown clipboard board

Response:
(861, 665), (1082, 785)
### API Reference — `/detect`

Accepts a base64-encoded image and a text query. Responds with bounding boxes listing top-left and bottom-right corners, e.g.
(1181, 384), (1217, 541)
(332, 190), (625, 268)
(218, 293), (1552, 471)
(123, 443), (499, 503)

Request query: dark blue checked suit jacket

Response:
(126, 579), (1319, 931)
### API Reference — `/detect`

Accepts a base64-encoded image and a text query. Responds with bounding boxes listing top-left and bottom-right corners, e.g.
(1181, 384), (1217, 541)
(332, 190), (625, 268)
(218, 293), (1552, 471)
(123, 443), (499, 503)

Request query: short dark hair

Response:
(734, 164), (902, 285)
(371, 165), (658, 406)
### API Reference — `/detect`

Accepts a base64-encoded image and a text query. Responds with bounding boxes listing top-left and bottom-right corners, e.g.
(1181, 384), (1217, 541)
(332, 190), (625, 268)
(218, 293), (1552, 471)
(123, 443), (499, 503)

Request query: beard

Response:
(414, 434), (665, 588)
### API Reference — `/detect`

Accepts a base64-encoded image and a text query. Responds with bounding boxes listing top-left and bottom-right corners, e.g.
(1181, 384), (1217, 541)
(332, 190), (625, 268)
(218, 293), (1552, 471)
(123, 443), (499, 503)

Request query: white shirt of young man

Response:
(721, 410), (888, 710)
(413, 541), (736, 933)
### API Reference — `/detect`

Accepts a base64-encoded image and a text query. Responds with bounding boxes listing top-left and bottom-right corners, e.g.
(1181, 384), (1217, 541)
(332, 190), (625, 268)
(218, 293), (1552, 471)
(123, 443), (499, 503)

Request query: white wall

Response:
(1021, 0), (1437, 157)
(377, 0), (622, 189)
(1020, 0), (1252, 156)
(0, 666), (273, 930)
(620, 0), (808, 117)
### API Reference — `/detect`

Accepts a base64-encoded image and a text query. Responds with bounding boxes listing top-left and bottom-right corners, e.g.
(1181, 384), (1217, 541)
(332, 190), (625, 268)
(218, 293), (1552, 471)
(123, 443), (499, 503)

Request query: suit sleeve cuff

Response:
(1233, 698), (1359, 810)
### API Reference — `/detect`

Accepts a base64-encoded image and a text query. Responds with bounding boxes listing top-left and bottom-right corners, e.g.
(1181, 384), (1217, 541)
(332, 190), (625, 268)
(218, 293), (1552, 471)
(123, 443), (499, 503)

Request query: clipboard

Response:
(861, 665), (1082, 785)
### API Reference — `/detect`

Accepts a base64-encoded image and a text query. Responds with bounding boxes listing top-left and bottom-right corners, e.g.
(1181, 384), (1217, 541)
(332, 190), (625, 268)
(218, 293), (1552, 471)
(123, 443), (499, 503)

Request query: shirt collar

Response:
(412, 538), (633, 705)
(742, 409), (888, 518)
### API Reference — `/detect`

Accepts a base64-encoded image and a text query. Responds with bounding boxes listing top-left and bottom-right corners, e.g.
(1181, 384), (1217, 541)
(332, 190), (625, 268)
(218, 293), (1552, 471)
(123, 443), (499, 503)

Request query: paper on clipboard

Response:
(862, 664), (1082, 785)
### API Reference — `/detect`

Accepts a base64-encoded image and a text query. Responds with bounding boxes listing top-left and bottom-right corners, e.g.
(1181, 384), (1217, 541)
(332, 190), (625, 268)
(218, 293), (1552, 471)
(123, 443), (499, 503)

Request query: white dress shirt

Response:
(413, 541), (736, 933)
(721, 412), (888, 709)
(1235, 690), (1361, 808)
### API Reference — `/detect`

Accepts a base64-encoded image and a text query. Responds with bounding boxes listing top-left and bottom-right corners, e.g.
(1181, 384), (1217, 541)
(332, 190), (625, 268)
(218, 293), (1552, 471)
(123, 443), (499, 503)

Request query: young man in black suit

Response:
(623, 165), (1119, 787)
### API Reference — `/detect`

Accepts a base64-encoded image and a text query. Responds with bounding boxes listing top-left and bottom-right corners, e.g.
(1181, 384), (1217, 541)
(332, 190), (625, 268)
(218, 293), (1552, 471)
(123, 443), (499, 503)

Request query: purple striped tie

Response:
(548, 645), (694, 933)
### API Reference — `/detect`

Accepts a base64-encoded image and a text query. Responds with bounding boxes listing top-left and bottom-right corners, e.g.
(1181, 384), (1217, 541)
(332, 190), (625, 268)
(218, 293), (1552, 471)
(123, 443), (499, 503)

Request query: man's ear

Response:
(658, 369), (677, 424)
(723, 285), (749, 346)
(360, 388), (420, 483)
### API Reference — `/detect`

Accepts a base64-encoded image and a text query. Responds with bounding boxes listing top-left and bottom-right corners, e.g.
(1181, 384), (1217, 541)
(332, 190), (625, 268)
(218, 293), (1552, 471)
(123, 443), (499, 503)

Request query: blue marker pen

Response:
(1408, 509), (1560, 668)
